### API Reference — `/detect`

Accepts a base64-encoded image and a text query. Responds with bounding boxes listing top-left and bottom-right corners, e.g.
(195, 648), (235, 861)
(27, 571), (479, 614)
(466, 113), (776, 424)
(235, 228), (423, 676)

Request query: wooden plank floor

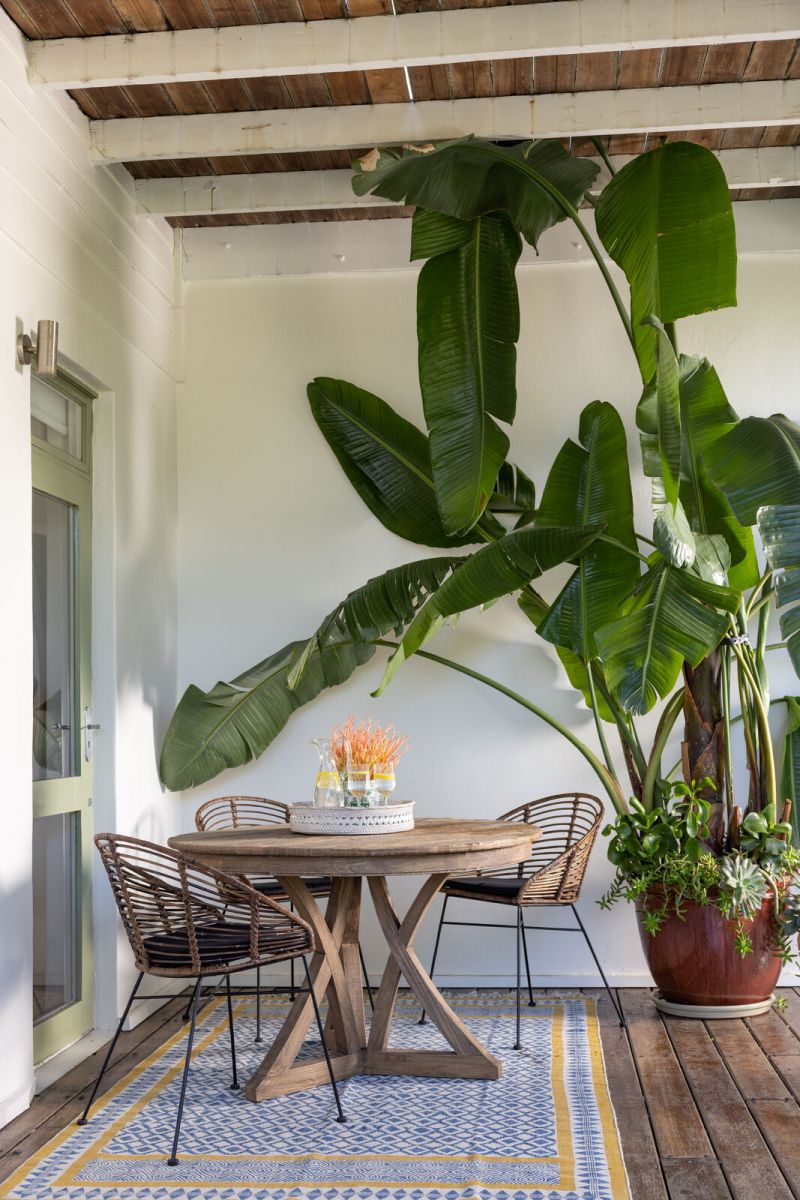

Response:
(2, 987), (800, 1198)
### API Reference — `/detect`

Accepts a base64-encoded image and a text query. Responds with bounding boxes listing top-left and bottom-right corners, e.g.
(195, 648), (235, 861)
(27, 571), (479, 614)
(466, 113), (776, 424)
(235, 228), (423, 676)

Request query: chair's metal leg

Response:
(167, 977), (202, 1166)
(77, 972), (144, 1125)
(180, 976), (220, 1023)
(302, 957), (346, 1124)
(514, 908), (522, 1050)
(572, 904), (625, 1028)
(254, 965), (263, 1044)
(180, 988), (195, 1023)
(418, 892), (449, 1025)
(359, 942), (375, 1011)
(520, 917), (535, 1007)
(225, 975), (239, 1090)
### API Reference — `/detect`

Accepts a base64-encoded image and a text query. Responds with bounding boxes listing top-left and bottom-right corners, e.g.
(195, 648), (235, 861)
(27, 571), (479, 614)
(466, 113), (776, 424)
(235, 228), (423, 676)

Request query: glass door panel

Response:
(32, 491), (78, 782)
(32, 812), (81, 1024)
(31, 373), (95, 1065)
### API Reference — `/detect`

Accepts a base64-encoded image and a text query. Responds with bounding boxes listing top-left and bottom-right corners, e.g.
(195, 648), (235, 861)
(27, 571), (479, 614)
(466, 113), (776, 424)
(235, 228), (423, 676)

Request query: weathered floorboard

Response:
(661, 1157), (734, 1200)
(665, 1015), (794, 1200)
(620, 989), (713, 1160)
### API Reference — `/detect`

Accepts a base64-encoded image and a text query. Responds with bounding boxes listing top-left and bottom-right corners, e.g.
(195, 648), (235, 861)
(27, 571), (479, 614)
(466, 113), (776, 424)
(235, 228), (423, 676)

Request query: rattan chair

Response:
(78, 834), (345, 1165)
(420, 794), (624, 1046)
(195, 795), (373, 1040)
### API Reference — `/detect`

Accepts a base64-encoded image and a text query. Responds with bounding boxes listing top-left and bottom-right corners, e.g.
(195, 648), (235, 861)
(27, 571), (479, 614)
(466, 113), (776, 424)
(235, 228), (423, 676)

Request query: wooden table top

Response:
(169, 816), (538, 877)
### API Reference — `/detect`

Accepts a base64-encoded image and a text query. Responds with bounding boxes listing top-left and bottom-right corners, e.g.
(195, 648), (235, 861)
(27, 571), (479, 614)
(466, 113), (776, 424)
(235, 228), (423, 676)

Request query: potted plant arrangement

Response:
(160, 136), (800, 1015)
(602, 779), (799, 1014)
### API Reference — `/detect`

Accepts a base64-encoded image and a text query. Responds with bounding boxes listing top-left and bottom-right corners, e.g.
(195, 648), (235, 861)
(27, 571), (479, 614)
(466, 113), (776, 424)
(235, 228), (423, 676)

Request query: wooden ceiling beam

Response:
(135, 168), (394, 214)
(133, 146), (800, 216)
(28, 0), (800, 90)
(90, 79), (800, 162)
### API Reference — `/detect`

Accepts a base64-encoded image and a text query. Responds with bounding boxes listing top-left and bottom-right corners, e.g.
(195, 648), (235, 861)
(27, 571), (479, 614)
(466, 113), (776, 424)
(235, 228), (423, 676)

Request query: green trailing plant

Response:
(160, 134), (800, 964)
(601, 780), (800, 961)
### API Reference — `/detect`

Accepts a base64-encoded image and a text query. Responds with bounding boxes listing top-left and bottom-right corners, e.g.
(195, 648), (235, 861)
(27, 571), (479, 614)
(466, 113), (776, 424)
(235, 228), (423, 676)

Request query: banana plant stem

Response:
(592, 666), (647, 781)
(373, 640), (627, 814)
(598, 532), (651, 564)
(747, 593), (773, 618)
(721, 645), (735, 819)
(589, 136), (617, 178)
(626, 715), (647, 773)
(585, 663), (618, 781)
(746, 571), (773, 618)
(641, 688), (684, 811)
(734, 644), (777, 811)
(737, 662), (760, 798)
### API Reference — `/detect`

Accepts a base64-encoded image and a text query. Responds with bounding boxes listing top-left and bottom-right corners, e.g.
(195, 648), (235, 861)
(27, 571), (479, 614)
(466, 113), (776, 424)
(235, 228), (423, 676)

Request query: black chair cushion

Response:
(253, 876), (332, 897)
(142, 921), (304, 969)
(444, 875), (525, 902)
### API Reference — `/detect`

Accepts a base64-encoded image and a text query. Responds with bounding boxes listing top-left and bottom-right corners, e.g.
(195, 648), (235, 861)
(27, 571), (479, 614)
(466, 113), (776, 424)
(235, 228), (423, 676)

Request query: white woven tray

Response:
(288, 801), (415, 836)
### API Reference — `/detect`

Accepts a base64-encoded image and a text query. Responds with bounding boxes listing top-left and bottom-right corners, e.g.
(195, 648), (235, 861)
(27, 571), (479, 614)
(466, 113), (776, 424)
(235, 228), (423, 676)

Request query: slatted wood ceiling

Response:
(3, 0), (799, 225)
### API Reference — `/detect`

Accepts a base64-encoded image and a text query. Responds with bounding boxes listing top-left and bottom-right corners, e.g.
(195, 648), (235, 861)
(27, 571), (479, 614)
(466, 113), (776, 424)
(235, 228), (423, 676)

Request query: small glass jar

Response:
(346, 763), (376, 807)
(372, 762), (396, 805)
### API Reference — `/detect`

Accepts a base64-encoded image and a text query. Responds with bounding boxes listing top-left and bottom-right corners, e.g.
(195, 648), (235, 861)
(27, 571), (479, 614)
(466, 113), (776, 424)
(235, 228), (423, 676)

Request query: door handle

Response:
(83, 707), (100, 762)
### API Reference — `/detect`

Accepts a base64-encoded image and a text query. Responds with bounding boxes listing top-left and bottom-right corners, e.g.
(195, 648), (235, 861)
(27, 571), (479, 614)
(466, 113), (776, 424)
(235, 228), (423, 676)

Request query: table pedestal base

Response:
(244, 873), (501, 1102)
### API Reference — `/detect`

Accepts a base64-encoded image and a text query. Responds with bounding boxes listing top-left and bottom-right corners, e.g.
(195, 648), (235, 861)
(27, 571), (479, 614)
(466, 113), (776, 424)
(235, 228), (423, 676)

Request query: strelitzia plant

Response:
(160, 138), (800, 924)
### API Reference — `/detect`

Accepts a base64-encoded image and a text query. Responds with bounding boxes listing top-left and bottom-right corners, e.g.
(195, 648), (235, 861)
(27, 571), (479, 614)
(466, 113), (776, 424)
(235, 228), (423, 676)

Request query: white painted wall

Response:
(178, 237), (800, 991)
(0, 11), (179, 1126)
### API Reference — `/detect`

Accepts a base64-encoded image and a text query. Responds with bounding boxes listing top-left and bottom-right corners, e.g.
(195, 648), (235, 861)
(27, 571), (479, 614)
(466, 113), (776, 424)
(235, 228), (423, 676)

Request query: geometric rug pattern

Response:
(3, 991), (630, 1200)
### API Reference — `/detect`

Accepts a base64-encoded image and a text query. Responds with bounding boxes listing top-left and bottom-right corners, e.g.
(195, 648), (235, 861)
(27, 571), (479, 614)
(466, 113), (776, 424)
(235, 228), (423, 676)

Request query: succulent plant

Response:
(719, 856), (769, 919)
(782, 889), (800, 938)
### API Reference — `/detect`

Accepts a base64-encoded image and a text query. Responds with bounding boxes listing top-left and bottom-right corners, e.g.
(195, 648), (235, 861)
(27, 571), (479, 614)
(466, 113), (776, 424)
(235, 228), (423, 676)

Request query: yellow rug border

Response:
(2, 993), (629, 1200)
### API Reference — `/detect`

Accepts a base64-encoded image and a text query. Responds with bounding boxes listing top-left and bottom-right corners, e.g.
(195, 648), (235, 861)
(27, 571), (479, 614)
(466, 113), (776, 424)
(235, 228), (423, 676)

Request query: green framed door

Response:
(31, 371), (96, 1064)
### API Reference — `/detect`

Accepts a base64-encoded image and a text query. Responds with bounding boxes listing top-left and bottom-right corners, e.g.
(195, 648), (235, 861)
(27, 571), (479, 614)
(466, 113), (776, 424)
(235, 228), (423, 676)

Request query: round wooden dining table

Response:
(169, 817), (538, 1102)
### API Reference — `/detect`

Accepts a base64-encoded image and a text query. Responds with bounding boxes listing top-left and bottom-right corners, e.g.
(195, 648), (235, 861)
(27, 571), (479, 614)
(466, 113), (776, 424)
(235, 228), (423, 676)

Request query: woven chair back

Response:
(95, 833), (311, 977)
(492, 793), (605, 904)
(195, 795), (289, 832)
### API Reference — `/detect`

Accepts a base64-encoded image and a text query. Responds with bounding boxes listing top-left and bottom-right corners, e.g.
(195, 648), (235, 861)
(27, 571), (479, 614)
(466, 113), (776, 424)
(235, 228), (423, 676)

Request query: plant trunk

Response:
(682, 651), (726, 852)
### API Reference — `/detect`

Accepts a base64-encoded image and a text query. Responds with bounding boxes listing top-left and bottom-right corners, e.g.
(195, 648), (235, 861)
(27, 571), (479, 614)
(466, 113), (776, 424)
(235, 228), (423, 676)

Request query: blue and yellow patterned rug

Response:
(4, 991), (630, 1200)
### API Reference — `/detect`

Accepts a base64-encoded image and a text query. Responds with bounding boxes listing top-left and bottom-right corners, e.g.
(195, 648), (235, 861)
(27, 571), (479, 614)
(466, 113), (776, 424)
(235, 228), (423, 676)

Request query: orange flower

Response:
(330, 717), (409, 774)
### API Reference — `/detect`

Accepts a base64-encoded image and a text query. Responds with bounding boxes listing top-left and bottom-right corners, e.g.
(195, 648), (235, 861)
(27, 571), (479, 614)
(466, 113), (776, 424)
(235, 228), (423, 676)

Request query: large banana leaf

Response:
(637, 354), (758, 587)
(757, 504), (800, 677)
(376, 524), (604, 694)
(780, 697), (800, 845)
(410, 208), (473, 261)
(490, 461), (536, 528)
(594, 142), (737, 381)
(160, 557), (461, 790)
(644, 317), (681, 509)
(307, 377), (504, 546)
(353, 138), (599, 249)
(537, 401), (640, 658)
(705, 415), (800, 526)
(416, 209), (522, 534)
(594, 556), (739, 714)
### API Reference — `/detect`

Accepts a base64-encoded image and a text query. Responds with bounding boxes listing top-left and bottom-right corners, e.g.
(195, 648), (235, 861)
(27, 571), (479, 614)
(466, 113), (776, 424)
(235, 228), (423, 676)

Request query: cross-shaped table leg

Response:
(244, 872), (501, 1102)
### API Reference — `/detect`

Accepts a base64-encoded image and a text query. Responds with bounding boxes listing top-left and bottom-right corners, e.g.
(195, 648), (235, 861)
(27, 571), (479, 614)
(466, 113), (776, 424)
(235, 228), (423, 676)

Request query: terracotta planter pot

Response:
(636, 892), (781, 1010)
